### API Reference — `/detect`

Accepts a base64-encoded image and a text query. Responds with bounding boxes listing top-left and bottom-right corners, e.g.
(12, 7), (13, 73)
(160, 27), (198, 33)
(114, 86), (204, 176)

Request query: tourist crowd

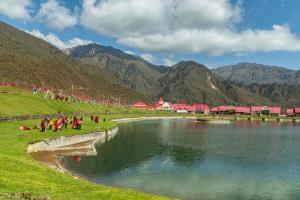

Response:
(40, 116), (83, 132)
(38, 115), (106, 132)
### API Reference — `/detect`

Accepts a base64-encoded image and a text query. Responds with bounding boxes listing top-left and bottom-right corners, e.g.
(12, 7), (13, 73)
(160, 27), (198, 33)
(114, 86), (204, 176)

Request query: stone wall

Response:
(27, 127), (118, 153)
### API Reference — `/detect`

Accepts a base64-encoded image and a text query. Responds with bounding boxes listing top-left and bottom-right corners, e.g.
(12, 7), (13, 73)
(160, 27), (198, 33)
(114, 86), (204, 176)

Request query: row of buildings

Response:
(132, 98), (300, 116)
(132, 98), (209, 114)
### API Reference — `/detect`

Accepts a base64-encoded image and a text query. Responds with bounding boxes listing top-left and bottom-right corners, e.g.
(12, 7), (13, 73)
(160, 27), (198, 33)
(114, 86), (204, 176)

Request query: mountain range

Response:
(1, 21), (299, 107)
(214, 63), (300, 107)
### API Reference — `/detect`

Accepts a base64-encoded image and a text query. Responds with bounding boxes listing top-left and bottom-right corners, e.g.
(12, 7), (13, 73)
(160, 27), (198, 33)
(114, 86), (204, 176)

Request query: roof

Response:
(218, 106), (235, 112)
(173, 104), (196, 112)
(235, 107), (251, 113)
(146, 105), (157, 109)
(192, 104), (209, 111)
(251, 106), (263, 112)
(287, 109), (294, 115)
(211, 107), (218, 112)
(269, 107), (281, 114)
(133, 102), (147, 107)
(295, 108), (300, 114)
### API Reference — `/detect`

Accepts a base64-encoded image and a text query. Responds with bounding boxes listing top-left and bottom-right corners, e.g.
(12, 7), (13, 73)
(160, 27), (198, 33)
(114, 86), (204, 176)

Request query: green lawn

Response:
(0, 87), (173, 199)
(0, 116), (171, 200)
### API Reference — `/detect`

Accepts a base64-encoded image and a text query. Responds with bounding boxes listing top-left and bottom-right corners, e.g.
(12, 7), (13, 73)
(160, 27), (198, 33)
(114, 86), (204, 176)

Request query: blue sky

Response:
(1, 0), (300, 69)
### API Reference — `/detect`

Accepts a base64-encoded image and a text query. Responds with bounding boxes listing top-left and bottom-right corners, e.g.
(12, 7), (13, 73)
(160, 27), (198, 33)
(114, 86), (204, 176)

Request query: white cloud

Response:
(0, 0), (32, 20)
(36, 0), (77, 30)
(79, 0), (300, 55)
(162, 58), (176, 66)
(25, 29), (92, 49)
(140, 53), (155, 63)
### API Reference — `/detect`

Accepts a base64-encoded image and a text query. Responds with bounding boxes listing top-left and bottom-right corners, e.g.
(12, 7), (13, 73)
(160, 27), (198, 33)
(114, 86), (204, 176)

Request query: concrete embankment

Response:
(27, 127), (118, 154)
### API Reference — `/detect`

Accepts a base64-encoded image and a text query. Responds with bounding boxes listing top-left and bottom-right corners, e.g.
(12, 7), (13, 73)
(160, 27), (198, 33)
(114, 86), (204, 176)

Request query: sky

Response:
(1, 0), (300, 69)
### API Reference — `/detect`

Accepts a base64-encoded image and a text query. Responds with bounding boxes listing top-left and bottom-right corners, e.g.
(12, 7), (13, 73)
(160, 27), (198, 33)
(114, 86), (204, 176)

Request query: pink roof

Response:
(218, 106), (234, 112)
(146, 105), (157, 110)
(173, 104), (196, 112)
(287, 109), (294, 115)
(185, 105), (196, 112)
(192, 104), (209, 111)
(211, 107), (219, 112)
(251, 106), (263, 113)
(235, 107), (251, 113)
(157, 97), (164, 106)
(156, 106), (162, 110)
(295, 108), (300, 114)
(269, 107), (281, 114)
(134, 102), (146, 106)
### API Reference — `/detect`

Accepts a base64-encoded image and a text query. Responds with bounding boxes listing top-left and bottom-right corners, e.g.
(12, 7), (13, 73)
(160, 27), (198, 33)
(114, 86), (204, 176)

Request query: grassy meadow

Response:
(0, 87), (174, 199)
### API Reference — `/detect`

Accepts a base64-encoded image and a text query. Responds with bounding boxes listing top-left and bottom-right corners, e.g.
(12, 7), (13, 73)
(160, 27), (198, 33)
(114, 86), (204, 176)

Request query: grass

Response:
(0, 87), (179, 199)
(0, 86), (164, 116)
(0, 117), (170, 200)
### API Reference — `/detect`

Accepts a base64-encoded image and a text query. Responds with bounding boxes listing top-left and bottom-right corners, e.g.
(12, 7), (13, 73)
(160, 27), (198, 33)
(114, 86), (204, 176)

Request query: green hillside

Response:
(0, 21), (146, 103)
(0, 86), (157, 117)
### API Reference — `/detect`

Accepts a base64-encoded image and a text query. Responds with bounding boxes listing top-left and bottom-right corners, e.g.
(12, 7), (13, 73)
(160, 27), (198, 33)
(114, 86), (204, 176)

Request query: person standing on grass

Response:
(61, 117), (65, 129)
(64, 117), (69, 129)
(78, 117), (83, 130)
(95, 116), (99, 123)
(41, 119), (46, 132)
(48, 118), (53, 130)
(72, 117), (78, 129)
(54, 120), (59, 132)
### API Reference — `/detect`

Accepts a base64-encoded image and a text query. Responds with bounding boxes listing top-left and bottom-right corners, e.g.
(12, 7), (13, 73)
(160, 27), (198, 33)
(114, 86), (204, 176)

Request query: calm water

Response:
(62, 119), (300, 200)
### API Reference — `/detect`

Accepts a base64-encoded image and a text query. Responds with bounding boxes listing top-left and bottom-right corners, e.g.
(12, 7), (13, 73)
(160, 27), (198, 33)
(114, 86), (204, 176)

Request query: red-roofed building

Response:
(287, 109), (295, 116)
(250, 106), (263, 115)
(192, 104), (210, 114)
(157, 97), (164, 106)
(133, 101), (147, 109)
(211, 106), (235, 114)
(173, 104), (196, 113)
(269, 107), (281, 115)
(146, 105), (158, 110)
(251, 106), (281, 116)
(294, 108), (300, 115)
(210, 107), (219, 113)
(235, 107), (251, 115)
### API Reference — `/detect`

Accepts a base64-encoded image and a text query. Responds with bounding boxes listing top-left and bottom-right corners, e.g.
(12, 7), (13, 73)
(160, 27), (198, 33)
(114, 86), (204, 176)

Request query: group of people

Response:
(40, 116), (83, 132)
(90, 115), (106, 123)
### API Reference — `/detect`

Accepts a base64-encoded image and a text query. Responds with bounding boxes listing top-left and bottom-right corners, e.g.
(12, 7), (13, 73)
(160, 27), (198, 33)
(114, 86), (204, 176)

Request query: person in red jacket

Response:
(95, 116), (99, 124)
(41, 119), (46, 132)
(54, 120), (59, 132)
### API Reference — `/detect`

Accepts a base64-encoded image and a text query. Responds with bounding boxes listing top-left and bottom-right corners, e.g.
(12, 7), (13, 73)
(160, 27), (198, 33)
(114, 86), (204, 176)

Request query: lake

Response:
(62, 119), (300, 200)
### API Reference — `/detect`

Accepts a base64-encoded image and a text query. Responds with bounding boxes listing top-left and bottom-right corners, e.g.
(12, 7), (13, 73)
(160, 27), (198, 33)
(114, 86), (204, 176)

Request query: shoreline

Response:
(28, 116), (195, 179)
